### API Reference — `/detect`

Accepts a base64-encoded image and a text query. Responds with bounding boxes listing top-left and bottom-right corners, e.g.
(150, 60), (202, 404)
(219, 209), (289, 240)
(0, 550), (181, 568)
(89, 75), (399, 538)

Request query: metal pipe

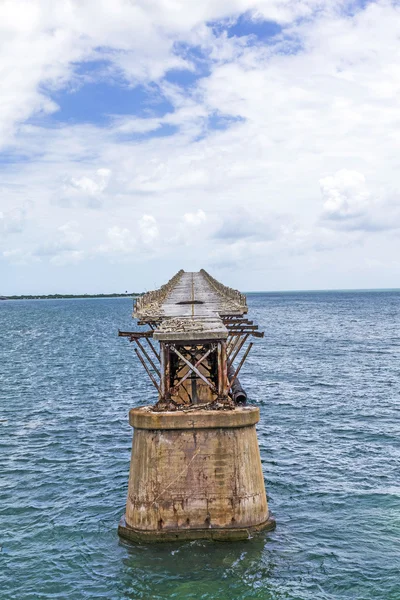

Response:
(227, 364), (247, 404)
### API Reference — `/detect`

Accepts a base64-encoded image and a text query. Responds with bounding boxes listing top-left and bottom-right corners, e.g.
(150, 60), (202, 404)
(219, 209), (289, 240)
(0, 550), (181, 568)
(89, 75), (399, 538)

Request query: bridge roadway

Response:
(134, 270), (247, 341)
(161, 271), (242, 318)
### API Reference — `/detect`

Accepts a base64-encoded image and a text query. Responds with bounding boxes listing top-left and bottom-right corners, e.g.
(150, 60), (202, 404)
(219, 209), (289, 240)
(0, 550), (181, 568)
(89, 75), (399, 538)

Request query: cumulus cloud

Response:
(320, 170), (370, 219)
(171, 209), (209, 246)
(183, 209), (207, 227)
(214, 207), (282, 241)
(50, 250), (84, 266)
(97, 226), (136, 255)
(0, 0), (338, 149)
(139, 215), (159, 244)
(2, 248), (37, 265)
(59, 168), (111, 208)
(29, 222), (84, 266)
(58, 222), (83, 246)
(0, 205), (28, 236)
(3, 1), (400, 291)
(319, 170), (400, 232)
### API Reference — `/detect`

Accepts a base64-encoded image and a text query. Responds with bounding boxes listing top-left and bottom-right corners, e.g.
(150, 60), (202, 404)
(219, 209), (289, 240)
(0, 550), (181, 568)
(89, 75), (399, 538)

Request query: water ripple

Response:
(1, 293), (400, 599)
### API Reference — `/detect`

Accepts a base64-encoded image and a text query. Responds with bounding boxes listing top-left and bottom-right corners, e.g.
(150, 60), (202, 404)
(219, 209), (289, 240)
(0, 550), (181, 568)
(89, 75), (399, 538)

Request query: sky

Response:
(1, 0), (400, 294)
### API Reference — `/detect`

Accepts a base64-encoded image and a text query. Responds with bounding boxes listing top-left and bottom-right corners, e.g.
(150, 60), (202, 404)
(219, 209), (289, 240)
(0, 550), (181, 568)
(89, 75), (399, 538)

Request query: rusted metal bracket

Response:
(227, 330), (264, 338)
(118, 330), (154, 339)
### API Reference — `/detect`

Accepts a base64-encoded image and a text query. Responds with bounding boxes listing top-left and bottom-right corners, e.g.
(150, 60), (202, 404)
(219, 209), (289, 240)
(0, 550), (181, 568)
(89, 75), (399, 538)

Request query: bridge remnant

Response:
(119, 269), (263, 408)
(118, 270), (275, 541)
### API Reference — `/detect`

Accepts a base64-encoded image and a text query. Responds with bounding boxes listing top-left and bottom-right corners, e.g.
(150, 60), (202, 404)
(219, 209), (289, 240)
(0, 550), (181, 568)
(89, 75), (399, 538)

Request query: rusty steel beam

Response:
(134, 348), (160, 394)
(217, 341), (228, 398)
(119, 330), (154, 339)
(227, 334), (242, 359)
(229, 333), (250, 366)
(228, 342), (253, 391)
(145, 337), (160, 362)
(226, 325), (259, 331)
(226, 330), (264, 338)
(134, 339), (161, 378)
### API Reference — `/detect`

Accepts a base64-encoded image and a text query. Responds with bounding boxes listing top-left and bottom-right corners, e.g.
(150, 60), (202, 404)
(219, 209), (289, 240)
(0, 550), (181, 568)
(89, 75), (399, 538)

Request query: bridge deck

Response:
(134, 270), (247, 341)
(162, 272), (241, 318)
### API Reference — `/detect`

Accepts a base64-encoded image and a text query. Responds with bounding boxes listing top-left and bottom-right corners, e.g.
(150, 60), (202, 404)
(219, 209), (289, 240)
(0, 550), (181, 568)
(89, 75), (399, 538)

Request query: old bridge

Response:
(119, 269), (263, 409)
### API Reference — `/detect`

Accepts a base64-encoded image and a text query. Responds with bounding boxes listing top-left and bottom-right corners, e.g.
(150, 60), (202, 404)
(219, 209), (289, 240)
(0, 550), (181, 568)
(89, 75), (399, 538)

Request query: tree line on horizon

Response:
(0, 292), (143, 300)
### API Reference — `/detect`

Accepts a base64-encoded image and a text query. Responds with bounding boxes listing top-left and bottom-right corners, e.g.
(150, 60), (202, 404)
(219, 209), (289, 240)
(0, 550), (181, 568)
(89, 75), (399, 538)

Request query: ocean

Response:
(1, 291), (399, 599)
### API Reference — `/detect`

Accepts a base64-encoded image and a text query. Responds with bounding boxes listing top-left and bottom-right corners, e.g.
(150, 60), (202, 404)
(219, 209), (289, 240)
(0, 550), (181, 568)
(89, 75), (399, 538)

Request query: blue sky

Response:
(27, 17), (283, 135)
(1, 0), (400, 294)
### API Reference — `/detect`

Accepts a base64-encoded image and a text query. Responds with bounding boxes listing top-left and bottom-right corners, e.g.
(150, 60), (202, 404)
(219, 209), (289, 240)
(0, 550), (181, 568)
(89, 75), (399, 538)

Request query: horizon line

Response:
(2, 286), (400, 299)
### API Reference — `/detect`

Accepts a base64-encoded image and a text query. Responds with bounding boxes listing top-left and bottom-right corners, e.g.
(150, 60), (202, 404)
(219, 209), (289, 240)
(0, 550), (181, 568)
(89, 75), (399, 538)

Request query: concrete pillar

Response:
(118, 406), (275, 542)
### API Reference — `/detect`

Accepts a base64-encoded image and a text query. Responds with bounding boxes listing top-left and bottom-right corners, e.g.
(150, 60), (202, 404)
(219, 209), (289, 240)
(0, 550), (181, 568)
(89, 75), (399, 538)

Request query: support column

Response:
(160, 343), (171, 401)
(118, 406), (276, 542)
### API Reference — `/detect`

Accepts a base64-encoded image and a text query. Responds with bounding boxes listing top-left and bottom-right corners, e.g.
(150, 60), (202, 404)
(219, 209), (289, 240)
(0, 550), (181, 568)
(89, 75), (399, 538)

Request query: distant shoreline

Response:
(0, 293), (142, 301)
(1, 288), (399, 301)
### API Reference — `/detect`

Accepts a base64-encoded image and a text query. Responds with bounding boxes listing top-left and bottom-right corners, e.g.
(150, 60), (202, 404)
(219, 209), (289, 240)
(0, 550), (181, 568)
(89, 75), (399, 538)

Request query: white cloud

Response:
(31, 221), (84, 266)
(0, 205), (28, 235)
(214, 207), (281, 241)
(60, 168), (111, 208)
(50, 250), (84, 266)
(319, 169), (400, 232)
(97, 225), (136, 255)
(183, 209), (207, 226)
(58, 221), (83, 245)
(2, 1), (400, 291)
(68, 170), (111, 196)
(2, 248), (37, 265)
(320, 170), (369, 221)
(171, 209), (210, 246)
(0, 0), (338, 150)
(139, 215), (159, 244)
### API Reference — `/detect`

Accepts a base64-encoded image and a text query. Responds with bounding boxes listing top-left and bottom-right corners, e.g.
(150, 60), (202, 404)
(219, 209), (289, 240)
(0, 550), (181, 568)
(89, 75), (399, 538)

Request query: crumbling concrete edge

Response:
(118, 513), (276, 543)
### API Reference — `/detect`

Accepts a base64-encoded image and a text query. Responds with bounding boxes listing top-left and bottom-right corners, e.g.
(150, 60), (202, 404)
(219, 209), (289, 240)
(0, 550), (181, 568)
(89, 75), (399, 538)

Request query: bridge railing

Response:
(200, 269), (247, 310)
(134, 269), (184, 316)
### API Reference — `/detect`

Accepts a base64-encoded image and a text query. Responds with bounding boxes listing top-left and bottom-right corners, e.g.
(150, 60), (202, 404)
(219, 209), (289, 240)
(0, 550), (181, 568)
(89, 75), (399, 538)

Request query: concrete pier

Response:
(118, 406), (275, 542)
(118, 270), (275, 542)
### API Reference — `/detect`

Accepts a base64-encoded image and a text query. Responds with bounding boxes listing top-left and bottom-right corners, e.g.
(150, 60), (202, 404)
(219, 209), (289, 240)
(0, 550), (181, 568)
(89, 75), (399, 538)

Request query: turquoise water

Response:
(1, 292), (399, 599)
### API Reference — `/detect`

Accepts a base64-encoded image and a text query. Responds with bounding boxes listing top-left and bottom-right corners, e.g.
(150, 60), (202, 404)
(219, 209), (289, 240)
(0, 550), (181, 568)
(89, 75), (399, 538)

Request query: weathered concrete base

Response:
(118, 513), (276, 543)
(118, 406), (275, 543)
